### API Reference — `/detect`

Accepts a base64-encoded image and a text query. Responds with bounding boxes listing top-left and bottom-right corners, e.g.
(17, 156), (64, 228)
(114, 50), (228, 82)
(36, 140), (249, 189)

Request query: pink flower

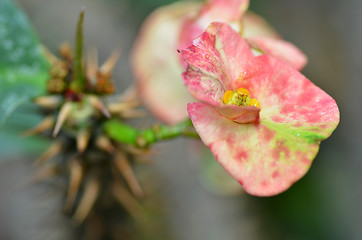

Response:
(132, 0), (307, 124)
(180, 22), (339, 196)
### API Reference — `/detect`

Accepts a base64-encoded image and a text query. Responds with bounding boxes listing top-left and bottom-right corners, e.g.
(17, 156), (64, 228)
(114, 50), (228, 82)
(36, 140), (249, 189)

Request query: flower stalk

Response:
(104, 119), (199, 147)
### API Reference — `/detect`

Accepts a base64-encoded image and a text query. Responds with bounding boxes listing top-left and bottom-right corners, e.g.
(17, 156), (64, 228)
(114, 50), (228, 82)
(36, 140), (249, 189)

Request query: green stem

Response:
(70, 9), (85, 93)
(104, 119), (199, 148)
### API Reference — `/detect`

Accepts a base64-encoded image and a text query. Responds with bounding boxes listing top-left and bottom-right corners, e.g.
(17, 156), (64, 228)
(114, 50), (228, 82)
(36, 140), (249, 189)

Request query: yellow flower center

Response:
(223, 88), (260, 108)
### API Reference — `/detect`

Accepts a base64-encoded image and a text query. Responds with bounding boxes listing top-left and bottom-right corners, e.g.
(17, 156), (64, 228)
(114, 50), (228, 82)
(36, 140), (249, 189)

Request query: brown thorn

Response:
(95, 135), (115, 153)
(100, 48), (121, 75)
(106, 101), (140, 114)
(87, 95), (111, 118)
(71, 174), (100, 225)
(53, 102), (73, 137)
(77, 128), (91, 153)
(123, 145), (153, 158)
(121, 109), (147, 119)
(42, 46), (60, 64)
(34, 95), (62, 109)
(112, 181), (144, 222)
(31, 164), (58, 183)
(64, 158), (83, 213)
(59, 42), (73, 59)
(86, 48), (98, 84)
(22, 116), (55, 137)
(118, 85), (138, 102)
(34, 141), (62, 166)
(114, 152), (144, 198)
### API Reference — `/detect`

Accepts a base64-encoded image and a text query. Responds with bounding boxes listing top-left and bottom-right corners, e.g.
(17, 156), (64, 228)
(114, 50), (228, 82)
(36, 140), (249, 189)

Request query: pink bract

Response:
(242, 11), (307, 70)
(181, 22), (339, 196)
(178, 0), (249, 51)
(131, 2), (198, 124)
(131, 0), (307, 124)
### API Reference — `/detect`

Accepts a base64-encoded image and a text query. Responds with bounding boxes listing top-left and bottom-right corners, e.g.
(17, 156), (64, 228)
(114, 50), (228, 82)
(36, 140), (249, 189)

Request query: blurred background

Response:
(0, 0), (360, 239)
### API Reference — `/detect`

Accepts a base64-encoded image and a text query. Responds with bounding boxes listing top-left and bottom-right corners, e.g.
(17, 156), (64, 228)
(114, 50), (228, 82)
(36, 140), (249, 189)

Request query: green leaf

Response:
(0, 103), (50, 158)
(0, 0), (49, 128)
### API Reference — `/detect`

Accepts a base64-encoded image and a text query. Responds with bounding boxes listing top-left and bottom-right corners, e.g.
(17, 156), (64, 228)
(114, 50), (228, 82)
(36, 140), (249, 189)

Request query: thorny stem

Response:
(70, 9), (85, 93)
(104, 119), (200, 148)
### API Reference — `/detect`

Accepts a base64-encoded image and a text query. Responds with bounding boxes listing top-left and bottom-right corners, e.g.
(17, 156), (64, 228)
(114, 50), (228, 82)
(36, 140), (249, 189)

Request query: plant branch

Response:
(104, 119), (199, 148)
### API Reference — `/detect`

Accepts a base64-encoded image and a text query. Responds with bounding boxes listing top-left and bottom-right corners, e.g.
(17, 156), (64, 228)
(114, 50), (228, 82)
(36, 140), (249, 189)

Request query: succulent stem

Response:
(104, 118), (199, 148)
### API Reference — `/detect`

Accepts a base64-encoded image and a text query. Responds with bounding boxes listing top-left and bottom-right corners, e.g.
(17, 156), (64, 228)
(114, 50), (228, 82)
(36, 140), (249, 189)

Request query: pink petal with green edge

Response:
(179, 0), (249, 53)
(246, 37), (308, 70)
(181, 22), (254, 104)
(184, 24), (339, 196)
(188, 100), (338, 196)
(131, 2), (200, 124)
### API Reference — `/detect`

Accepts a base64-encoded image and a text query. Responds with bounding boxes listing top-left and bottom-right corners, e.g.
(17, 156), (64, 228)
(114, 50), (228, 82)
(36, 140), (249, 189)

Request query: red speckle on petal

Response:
(272, 171), (280, 179)
(261, 125), (276, 142)
(295, 151), (306, 160)
(305, 112), (322, 123)
(272, 140), (291, 160)
(226, 134), (236, 146)
(280, 104), (295, 115)
(293, 122), (303, 127)
(269, 160), (278, 168)
(302, 158), (312, 165)
(295, 84), (318, 105)
(271, 115), (284, 123)
(291, 166), (302, 176)
(235, 150), (249, 163)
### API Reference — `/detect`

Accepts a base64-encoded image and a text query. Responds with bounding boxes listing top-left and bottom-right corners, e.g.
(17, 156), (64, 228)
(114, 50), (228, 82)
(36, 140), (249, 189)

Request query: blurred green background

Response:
(0, 0), (359, 239)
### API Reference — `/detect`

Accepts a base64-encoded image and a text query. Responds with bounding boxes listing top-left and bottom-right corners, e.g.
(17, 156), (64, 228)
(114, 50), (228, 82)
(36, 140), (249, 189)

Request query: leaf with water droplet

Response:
(0, 0), (49, 128)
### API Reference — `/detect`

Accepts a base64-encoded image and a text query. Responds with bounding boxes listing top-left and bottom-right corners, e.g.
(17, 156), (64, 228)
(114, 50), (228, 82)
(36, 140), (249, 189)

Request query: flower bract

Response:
(180, 22), (339, 196)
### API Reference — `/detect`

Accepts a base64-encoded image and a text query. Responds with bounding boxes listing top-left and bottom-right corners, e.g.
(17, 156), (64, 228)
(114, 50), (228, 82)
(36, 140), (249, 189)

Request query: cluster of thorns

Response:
(23, 34), (148, 226)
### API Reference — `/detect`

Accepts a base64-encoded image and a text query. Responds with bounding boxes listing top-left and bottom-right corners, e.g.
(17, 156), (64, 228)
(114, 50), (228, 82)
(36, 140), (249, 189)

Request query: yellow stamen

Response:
(249, 98), (260, 108)
(236, 88), (250, 96)
(222, 87), (260, 108)
(223, 90), (234, 104)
